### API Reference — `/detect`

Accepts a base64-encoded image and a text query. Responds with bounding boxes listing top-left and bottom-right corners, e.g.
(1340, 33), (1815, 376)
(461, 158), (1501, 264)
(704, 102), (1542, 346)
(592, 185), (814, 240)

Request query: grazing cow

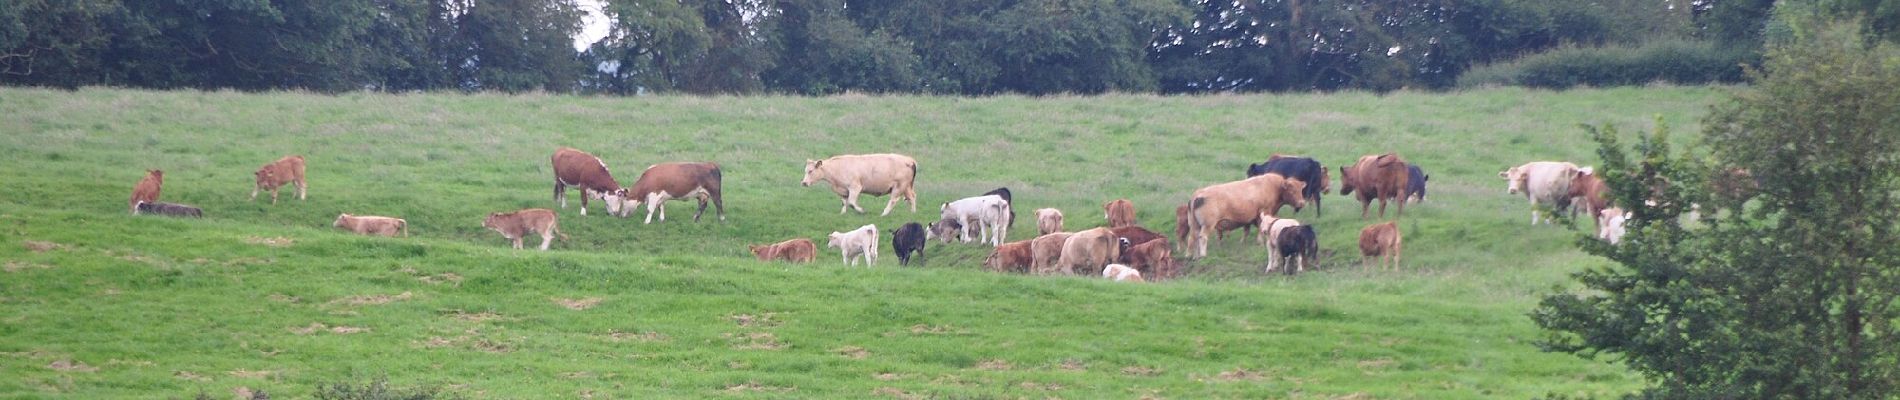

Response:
(1174, 204), (1254, 249)
(1568, 167), (1610, 223)
(1059, 228), (1129, 276)
(893, 222), (927, 266)
(1598, 208), (1631, 244)
(135, 201), (201, 218)
(620, 162), (725, 224)
(1103, 264), (1144, 282)
(1258, 216), (1303, 270)
(1500, 161), (1583, 225)
(1358, 222), (1402, 270)
(801, 154), (919, 216)
(982, 187), (1016, 228)
(1104, 199), (1136, 228)
(1184, 174), (1307, 258)
(251, 155), (307, 204)
(483, 208), (567, 250)
(938, 195), (1010, 246)
(129, 169), (163, 214)
(1340, 153), (1411, 219)
(1122, 239), (1174, 279)
(826, 224), (880, 266)
(750, 238), (817, 263)
(333, 213), (407, 237)
(983, 240), (1035, 273)
(1249, 155), (1331, 216)
(1035, 208), (1064, 235)
(1030, 232), (1074, 275)
(1405, 165), (1430, 203)
(926, 217), (963, 243)
(551, 147), (625, 217)
(1268, 225), (1318, 275)
(1111, 226), (1165, 247)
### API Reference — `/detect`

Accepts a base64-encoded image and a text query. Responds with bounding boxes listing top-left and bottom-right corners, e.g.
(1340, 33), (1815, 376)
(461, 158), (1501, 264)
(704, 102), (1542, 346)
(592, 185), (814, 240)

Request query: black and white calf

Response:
(893, 222), (927, 266)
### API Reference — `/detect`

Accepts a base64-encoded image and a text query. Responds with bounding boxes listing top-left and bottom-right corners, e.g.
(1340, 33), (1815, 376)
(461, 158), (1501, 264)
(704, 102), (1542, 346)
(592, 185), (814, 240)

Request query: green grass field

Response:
(0, 86), (1724, 398)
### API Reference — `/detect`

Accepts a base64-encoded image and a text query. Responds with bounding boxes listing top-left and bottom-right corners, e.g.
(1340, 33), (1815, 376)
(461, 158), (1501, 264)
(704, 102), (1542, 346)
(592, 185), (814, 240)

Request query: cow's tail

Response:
(1187, 196), (1210, 251)
(399, 219), (410, 237)
(554, 224), (570, 241)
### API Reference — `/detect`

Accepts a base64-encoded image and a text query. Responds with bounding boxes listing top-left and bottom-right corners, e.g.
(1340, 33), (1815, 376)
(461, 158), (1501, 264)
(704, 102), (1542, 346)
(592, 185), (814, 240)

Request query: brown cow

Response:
(1340, 153), (1410, 219)
(1184, 174), (1307, 258)
(333, 213), (407, 237)
(750, 238), (816, 263)
(1030, 232), (1074, 276)
(1122, 239), (1174, 279)
(801, 154), (918, 216)
(1104, 199), (1136, 228)
(1568, 168), (1610, 223)
(1358, 221), (1402, 271)
(251, 155), (307, 204)
(983, 240), (1035, 273)
(483, 208), (568, 250)
(1111, 226), (1165, 247)
(1059, 227), (1127, 276)
(551, 147), (625, 217)
(1035, 208), (1064, 235)
(1174, 203), (1256, 251)
(621, 162), (724, 224)
(129, 169), (163, 214)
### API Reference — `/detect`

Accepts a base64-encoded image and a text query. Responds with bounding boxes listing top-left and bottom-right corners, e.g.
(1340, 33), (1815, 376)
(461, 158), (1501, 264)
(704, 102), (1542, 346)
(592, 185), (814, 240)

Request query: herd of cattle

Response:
(124, 147), (1637, 282)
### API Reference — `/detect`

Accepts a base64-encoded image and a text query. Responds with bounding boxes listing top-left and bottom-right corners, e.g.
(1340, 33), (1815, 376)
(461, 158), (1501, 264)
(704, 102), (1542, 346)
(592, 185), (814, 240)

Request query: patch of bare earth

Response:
(4, 261), (51, 273)
(268, 294), (301, 303)
(1121, 366), (1163, 377)
(973, 359), (1012, 371)
(724, 332), (786, 350)
(418, 273), (463, 285)
(46, 359), (96, 372)
(328, 291), (413, 306)
(728, 313), (782, 328)
(1211, 368), (1268, 382)
(243, 236), (294, 247)
(1357, 358), (1396, 374)
(22, 240), (62, 252)
(173, 371), (208, 381)
(872, 373), (903, 381)
(552, 297), (602, 310)
(1058, 359), (1086, 371)
(872, 387), (924, 400)
(1333, 393), (1373, 400)
(1018, 381), (1063, 391)
(227, 369), (275, 379)
(724, 382), (793, 393)
(834, 346), (869, 359)
(602, 330), (667, 343)
(904, 324), (965, 335)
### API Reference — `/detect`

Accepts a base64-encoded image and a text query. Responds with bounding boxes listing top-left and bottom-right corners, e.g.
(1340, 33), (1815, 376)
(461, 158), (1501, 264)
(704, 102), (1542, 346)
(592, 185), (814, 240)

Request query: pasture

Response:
(0, 87), (1722, 398)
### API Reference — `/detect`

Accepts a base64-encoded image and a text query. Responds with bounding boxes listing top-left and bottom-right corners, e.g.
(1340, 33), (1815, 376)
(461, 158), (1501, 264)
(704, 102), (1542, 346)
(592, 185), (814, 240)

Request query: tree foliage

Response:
(1534, 21), (1900, 398)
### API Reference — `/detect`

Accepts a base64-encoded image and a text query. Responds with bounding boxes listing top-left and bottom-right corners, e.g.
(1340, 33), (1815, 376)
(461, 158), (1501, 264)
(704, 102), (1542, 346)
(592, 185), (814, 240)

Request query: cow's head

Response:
(253, 169), (272, 185)
(1338, 166), (1356, 196)
(927, 218), (962, 243)
(334, 213), (349, 227)
(801, 159), (823, 187)
(1281, 179), (1308, 210)
(826, 232), (843, 248)
(1318, 166), (1333, 195)
(148, 169), (163, 179)
(1500, 166), (1525, 194)
(748, 245), (767, 258)
(602, 188), (627, 216)
(481, 212), (504, 230)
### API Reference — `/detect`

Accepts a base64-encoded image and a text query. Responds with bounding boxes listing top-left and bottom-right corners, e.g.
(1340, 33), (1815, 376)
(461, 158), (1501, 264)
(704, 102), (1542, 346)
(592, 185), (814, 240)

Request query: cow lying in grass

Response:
(136, 201), (201, 218)
(334, 213), (407, 237)
(750, 238), (816, 263)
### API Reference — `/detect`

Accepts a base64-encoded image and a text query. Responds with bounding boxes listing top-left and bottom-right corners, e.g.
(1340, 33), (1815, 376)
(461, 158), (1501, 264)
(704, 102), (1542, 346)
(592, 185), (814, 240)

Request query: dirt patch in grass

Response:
(1121, 366), (1163, 377)
(872, 373), (903, 381)
(603, 330), (667, 343)
(728, 313), (782, 328)
(328, 291), (413, 306)
(973, 359), (1012, 371)
(22, 240), (62, 253)
(833, 346), (869, 359)
(267, 294), (301, 303)
(1057, 359), (1086, 371)
(243, 236), (294, 247)
(289, 323), (367, 335)
(903, 324), (965, 335)
(1210, 367), (1268, 382)
(724, 382), (793, 393)
(4, 261), (52, 273)
(724, 332), (786, 350)
(227, 369), (275, 379)
(1018, 381), (1063, 391)
(46, 359), (96, 372)
(872, 387), (924, 400)
(418, 273), (463, 285)
(1357, 358), (1396, 372)
(446, 310), (504, 323)
(173, 371), (208, 381)
(552, 297), (602, 310)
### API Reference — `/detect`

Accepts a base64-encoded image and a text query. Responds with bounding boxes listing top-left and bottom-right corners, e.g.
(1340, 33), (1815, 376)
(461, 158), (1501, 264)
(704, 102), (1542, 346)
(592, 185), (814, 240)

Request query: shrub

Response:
(1458, 40), (1755, 89)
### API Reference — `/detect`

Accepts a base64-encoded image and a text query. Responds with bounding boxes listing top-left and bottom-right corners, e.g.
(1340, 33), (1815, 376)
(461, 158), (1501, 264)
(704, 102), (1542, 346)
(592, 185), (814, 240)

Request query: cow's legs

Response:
(693, 196), (708, 222)
(296, 180), (307, 200)
(270, 187), (281, 205)
(1264, 252), (1278, 273)
(644, 201), (661, 224)
(846, 185), (867, 214)
(1377, 198), (1388, 219)
(711, 190), (726, 221)
(1396, 196), (1405, 218)
(881, 194), (899, 217)
(250, 186), (260, 202)
(1361, 200), (1371, 220)
(538, 232), (553, 251)
(555, 182), (567, 208)
(512, 237), (525, 249)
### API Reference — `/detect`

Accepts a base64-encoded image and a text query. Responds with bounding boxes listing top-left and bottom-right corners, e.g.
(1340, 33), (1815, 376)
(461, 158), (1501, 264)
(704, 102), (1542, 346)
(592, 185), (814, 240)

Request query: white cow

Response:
(938, 195), (1011, 246)
(826, 224), (880, 266)
(1103, 264), (1144, 282)
(1598, 208), (1630, 244)
(1500, 161), (1583, 225)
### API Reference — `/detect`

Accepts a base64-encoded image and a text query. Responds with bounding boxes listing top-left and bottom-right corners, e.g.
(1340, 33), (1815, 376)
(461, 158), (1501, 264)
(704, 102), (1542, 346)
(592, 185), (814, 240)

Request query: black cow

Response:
(136, 201), (203, 218)
(1247, 155), (1328, 217)
(981, 187), (1015, 229)
(1406, 165), (1429, 203)
(1270, 225), (1318, 275)
(893, 222), (927, 266)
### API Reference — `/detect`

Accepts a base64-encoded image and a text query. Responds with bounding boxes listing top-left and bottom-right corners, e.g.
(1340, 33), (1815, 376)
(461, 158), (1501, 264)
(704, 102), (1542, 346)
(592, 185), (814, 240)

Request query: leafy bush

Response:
(1458, 40), (1754, 89)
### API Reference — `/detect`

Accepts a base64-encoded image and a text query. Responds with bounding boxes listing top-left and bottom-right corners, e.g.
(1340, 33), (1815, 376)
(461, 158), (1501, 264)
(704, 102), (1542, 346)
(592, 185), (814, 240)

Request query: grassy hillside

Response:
(0, 86), (1723, 398)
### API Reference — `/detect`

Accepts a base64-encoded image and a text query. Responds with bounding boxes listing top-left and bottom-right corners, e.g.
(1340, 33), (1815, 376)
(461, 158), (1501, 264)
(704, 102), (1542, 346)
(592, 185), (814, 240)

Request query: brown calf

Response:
(334, 214), (407, 237)
(983, 240), (1035, 273)
(129, 169), (163, 214)
(1568, 169), (1610, 223)
(1123, 239), (1174, 279)
(252, 155), (307, 204)
(1030, 232), (1074, 276)
(1104, 199), (1136, 228)
(1358, 221), (1403, 271)
(750, 238), (816, 263)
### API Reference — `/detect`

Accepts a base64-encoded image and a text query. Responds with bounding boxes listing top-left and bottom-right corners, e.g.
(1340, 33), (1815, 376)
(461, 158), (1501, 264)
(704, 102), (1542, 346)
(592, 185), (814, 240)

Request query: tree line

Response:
(0, 0), (1842, 95)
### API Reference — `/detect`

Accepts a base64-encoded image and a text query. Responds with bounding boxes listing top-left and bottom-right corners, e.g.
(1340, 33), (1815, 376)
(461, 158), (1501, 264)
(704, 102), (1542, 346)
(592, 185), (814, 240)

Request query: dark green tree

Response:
(758, 0), (922, 94)
(585, 0), (771, 94)
(1534, 22), (1900, 398)
(444, 0), (584, 92)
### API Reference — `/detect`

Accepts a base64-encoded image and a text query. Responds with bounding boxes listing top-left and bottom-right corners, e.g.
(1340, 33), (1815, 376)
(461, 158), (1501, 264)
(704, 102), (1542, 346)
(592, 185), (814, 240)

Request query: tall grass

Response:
(0, 87), (1723, 398)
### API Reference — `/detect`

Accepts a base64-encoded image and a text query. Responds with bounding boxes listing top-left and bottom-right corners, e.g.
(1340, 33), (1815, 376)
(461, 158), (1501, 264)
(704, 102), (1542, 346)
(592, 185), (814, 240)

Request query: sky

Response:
(573, 0), (612, 51)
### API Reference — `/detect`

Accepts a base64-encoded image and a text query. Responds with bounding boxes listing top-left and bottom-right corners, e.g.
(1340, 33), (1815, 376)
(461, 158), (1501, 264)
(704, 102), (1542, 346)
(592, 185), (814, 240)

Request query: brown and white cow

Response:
(983, 240), (1035, 273)
(1059, 227), (1128, 276)
(1122, 239), (1173, 279)
(801, 154), (918, 216)
(483, 208), (567, 250)
(1103, 264), (1144, 282)
(1111, 226), (1165, 248)
(1035, 208), (1064, 235)
(1184, 174), (1307, 258)
(551, 147), (625, 217)
(1500, 161), (1582, 225)
(1358, 221), (1402, 271)
(750, 238), (817, 263)
(251, 155), (307, 204)
(826, 224), (880, 266)
(334, 213), (407, 237)
(129, 169), (163, 214)
(1568, 167), (1611, 223)
(1339, 153), (1410, 220)
(1259, 216), (1303, 271)
(1104, 199), (1136, 228)
(1030, 232), (1074, 276)
(620, 162), (724, 224)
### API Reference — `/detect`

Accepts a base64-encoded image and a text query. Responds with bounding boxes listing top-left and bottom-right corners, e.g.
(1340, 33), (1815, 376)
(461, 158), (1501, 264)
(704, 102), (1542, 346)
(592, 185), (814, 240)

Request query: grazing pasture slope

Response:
(0, 87), (1721, 398)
